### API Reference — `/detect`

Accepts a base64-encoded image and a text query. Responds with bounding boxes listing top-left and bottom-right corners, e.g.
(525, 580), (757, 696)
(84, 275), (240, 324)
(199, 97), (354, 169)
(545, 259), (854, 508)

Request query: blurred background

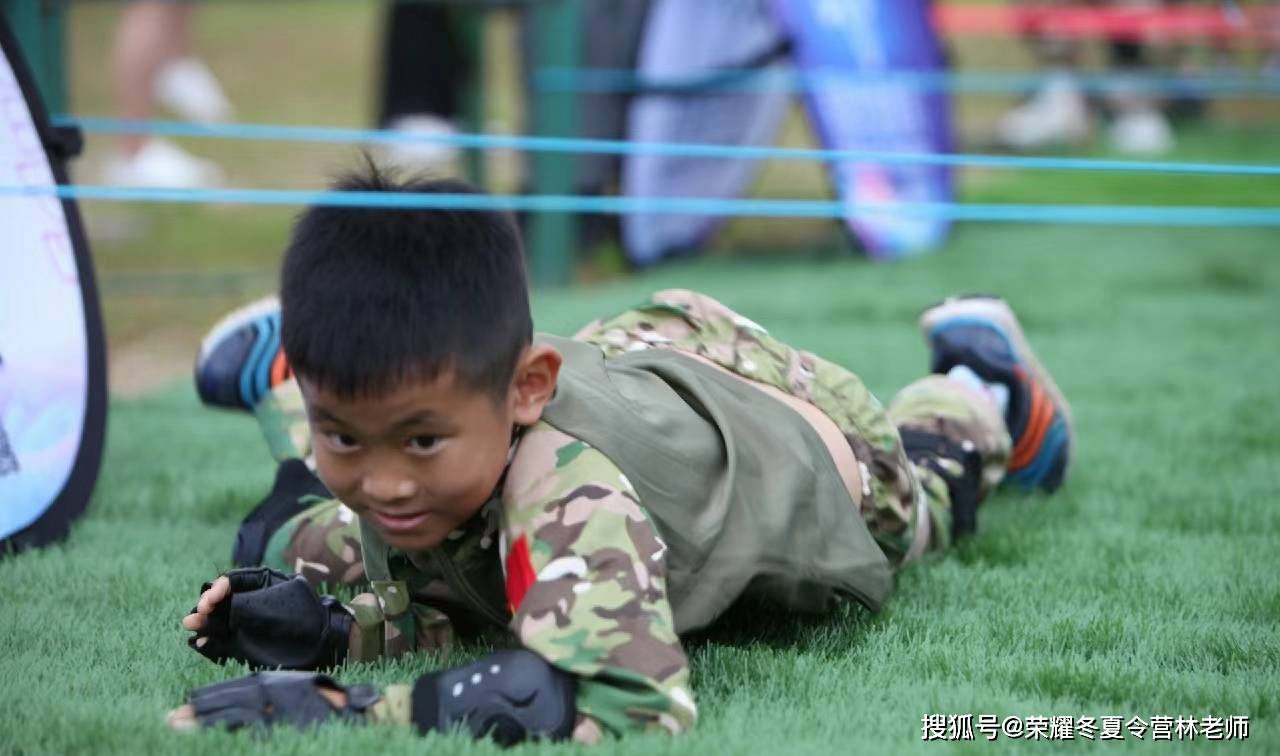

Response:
(3, 0), (1278, 396)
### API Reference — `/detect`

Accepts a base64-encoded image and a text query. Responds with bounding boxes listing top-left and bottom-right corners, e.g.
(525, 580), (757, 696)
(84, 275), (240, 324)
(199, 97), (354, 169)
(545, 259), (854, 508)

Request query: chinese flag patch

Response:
(505, 534), (536, 613)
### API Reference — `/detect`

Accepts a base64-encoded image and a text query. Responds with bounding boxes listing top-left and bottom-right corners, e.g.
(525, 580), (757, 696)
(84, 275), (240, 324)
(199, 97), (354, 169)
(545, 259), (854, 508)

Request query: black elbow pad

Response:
(411, 649), (576, 745)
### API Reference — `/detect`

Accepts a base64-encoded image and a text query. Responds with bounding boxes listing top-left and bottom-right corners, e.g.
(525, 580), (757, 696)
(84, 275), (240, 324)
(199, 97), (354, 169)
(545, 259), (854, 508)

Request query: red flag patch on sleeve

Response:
(505, 534), (536, 613)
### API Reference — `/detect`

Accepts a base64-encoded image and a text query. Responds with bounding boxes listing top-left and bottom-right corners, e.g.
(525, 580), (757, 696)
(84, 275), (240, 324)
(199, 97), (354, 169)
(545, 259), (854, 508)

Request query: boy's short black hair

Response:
(280, 164), (531, 400)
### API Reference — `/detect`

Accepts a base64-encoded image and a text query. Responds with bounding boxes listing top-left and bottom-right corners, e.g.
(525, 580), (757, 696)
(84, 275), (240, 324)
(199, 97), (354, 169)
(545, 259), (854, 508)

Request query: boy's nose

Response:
(360, 473), (418, 505)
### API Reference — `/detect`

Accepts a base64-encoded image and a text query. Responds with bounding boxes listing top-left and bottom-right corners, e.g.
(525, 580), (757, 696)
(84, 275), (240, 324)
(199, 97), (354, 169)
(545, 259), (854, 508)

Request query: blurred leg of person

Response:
(1103, 0), (1174, 154)
(572, 0), (650, 251)
(105, 0), (223, 187)
(995, 0), (1091, 150)
(1260, 2), (1280, 75)
(573, 0), (650, 194)
(377, 0), (471, 171)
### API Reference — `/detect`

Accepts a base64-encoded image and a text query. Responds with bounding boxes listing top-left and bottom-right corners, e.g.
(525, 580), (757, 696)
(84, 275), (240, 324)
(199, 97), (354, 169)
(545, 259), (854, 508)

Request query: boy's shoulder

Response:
(500, 421), (652, 558)
(501, 421), (638, 518)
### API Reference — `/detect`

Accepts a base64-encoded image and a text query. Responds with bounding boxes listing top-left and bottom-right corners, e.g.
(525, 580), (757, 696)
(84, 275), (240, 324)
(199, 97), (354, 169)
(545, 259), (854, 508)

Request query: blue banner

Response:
(772, 0), (954, 257)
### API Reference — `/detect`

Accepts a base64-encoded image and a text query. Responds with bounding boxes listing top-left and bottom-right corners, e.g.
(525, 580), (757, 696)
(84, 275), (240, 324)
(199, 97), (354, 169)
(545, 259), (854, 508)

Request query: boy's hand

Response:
(182, 575), (233, 635)
(166, 671), (380, 732)
(181, 567), (352, 670)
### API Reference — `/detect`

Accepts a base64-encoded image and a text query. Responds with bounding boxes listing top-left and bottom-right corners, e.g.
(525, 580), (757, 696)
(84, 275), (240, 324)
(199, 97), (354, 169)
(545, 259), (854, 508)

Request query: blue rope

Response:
(534, 67), (1280, 98)
(54, 116), (1280, 177)
(4, 183), (1279, 226)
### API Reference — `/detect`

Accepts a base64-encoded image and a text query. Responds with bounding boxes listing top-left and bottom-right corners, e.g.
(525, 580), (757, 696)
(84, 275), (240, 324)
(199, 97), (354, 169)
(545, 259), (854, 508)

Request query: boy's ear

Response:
(510, 344), (561, 426)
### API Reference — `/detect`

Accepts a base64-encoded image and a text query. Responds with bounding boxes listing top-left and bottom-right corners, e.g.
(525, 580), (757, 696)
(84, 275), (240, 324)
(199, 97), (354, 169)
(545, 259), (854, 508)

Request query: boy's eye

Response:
(324, 432), (359, 451)
(407, 435), (440, 453)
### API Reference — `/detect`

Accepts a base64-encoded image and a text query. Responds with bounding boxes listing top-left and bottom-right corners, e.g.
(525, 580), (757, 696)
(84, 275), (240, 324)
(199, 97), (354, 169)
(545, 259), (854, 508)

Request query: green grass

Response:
(3, 1), (1278, 753)
(3, 224), (1279, 754)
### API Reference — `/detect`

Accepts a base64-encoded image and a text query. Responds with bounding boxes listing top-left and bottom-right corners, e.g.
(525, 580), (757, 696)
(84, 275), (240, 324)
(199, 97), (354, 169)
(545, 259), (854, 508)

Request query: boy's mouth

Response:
(368, 508), (431, 533)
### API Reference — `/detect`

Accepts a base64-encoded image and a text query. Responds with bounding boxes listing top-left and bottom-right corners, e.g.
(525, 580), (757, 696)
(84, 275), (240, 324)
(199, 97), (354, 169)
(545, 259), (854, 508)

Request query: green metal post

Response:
(457, 8), (486, 186)
(0, 0), (68, 114)
(528, 0), (581, 287)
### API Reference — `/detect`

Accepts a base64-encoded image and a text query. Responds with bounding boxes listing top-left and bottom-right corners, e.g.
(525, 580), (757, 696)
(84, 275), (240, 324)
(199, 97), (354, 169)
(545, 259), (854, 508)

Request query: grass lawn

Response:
(3, 225), (1278, 754)
(2, 2), (1279, 753)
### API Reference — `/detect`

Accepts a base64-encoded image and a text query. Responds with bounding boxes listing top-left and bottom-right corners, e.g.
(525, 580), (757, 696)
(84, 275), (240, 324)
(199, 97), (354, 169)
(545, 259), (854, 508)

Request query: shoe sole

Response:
(196, 295), (285, 410)
(919, 295), (1074, 475)
(197, 295), (281, 363)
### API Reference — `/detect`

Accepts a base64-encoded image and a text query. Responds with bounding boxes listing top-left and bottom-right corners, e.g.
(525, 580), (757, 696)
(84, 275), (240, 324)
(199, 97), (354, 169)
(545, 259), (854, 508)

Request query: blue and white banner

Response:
(623, 0), (954, 263)
(772, 0), (954, 257)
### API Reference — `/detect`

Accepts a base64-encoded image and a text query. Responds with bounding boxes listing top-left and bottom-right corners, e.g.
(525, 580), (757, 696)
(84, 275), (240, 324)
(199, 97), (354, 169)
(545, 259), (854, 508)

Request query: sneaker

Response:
(380, 114), (459, 172)
(920, 295), (1073, 491)
(995, 71), (1091, 151)
(102, 138), (224, 189)
(154, 56), (234, 124)
(1108, 107), (1174, 155)
(194, 296), (288, 412)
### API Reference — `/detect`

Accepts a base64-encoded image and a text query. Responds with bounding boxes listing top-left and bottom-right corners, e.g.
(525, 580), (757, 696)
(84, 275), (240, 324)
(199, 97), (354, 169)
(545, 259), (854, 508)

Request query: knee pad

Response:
(900, 429), (982, 538)
(412, 649), (576, 745)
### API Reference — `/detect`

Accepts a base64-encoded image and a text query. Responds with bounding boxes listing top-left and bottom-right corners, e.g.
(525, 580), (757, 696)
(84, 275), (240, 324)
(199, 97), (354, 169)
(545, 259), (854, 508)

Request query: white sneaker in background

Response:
(1109, 108), (1174, 155)
(380, 114), (459, 173)
(1263, 53), (1280, 79)
(102, 138), (224, 189)
(154, 57), (234, 124)
(995, 71), (1091, 151)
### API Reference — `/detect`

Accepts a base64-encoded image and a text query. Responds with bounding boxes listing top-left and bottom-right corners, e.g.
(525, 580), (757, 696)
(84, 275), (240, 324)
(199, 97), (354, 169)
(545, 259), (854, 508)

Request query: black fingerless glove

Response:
(189, 671), (379, 731)
(190, 567), (351, 670)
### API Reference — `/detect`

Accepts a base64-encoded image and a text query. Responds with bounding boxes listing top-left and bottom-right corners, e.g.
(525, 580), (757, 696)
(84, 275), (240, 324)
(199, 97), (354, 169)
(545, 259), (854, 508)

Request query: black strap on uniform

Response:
(900, 428), (983, 539)
(411, 649), (577, 745)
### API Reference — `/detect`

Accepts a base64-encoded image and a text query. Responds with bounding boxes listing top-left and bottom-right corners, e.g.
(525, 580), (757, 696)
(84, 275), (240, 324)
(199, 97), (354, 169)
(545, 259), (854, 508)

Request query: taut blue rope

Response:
(4, 183), (1279, 226)
(54, 117), (1280, 177)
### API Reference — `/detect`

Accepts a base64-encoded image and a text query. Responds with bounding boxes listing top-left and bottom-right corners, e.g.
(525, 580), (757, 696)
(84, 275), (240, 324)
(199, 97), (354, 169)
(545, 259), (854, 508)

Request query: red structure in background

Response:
(934, 3), (1275, 44)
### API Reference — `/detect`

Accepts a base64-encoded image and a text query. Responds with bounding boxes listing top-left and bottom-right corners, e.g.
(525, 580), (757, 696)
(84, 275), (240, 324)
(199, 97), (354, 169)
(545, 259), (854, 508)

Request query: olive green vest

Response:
(537, 335), (891, 633)
(359, 335), (893, 636)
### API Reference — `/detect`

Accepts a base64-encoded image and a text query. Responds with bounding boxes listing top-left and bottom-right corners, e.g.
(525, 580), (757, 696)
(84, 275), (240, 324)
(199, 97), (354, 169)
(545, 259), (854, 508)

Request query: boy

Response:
(172, 168), (1072, 743)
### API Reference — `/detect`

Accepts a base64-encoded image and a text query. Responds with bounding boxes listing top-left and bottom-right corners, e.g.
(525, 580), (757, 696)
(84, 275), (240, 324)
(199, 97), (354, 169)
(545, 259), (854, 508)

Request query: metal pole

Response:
(528, 0), (581, 287)
(457, 7), (487, 186)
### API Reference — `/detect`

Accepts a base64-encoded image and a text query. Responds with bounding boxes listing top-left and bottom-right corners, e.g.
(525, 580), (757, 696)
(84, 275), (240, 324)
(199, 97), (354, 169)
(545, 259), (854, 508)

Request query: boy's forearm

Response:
(176, 650), (579, 744)
(371, 650), (577, 742)
(369, 684), (414, 725)
(501, 427), (699, 737)
(369, 684), (605, 745)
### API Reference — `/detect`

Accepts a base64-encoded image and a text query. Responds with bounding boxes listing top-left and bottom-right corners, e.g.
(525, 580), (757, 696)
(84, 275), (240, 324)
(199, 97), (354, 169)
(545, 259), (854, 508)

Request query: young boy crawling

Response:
(171, 168), (1072, 743)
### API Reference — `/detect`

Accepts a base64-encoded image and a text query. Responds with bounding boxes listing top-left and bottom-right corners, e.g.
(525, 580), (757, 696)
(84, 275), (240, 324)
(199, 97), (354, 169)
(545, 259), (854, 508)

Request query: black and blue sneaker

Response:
(194, 296), (289, 412)
(921, 295), (1073, 492)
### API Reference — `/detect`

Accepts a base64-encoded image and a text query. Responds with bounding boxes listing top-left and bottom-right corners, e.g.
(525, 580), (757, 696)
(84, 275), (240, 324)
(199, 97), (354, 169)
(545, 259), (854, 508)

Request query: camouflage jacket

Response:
(348, 420), (696, 740)
(344, 328), (897, 740)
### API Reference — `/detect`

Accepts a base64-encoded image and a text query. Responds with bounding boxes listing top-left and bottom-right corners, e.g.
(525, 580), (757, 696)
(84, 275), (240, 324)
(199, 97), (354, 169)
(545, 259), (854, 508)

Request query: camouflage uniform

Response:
(248, 289), (1009, 739)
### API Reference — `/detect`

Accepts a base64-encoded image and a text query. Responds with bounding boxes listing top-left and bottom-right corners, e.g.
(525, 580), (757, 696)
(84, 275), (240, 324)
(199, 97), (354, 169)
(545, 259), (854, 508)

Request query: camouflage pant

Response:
(574, 290), (1010, 564)
(252, 289), (1010, 586)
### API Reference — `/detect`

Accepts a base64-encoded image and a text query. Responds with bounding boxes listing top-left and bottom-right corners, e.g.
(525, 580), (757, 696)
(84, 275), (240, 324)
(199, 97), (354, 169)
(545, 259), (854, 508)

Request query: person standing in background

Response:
(996, 0), (1193, 154)
(376, 0), (472, 172)
(376, 0), (651, 254)
(104, 0), (231, 188)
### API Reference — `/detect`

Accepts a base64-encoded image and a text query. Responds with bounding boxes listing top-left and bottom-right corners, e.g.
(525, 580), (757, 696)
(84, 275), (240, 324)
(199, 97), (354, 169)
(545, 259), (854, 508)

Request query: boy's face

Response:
(299, 346), (560, 553)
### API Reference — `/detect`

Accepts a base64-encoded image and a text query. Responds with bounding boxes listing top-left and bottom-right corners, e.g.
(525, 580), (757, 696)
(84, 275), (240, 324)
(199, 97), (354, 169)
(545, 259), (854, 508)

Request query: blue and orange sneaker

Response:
(194, 296), (290, 412)
(920, 295), (1073, 492)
